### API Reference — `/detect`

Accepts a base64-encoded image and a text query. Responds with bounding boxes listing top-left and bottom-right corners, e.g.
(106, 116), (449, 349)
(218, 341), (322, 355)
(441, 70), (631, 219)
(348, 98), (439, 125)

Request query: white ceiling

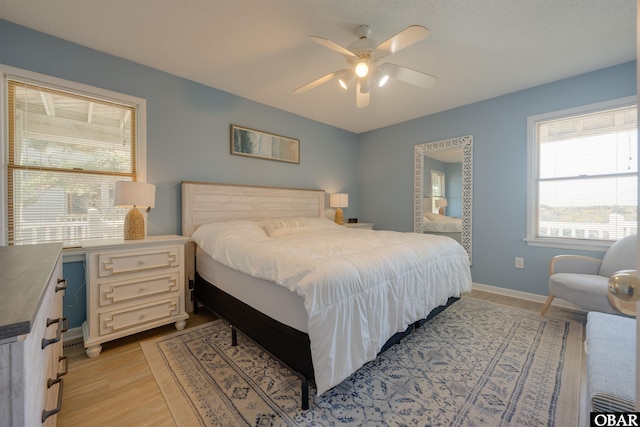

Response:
(0, 0), (635, 134)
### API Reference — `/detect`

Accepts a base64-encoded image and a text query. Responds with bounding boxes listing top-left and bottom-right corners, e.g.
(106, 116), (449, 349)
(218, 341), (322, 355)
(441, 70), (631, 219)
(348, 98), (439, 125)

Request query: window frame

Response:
(0, 64), (147, 247)
(525, 95), (637, 252)
(430, 169), (445, 213)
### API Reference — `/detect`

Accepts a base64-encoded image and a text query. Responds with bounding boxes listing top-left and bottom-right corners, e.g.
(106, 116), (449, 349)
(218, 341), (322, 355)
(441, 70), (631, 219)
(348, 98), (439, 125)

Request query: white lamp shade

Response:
(329, 193), (349, 208)
(114, 181), (156, 208)
(435, 198), (448, 208)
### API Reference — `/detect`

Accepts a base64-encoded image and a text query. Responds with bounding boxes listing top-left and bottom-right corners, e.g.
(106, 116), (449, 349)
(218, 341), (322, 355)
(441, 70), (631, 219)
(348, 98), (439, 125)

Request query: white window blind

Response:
(7, 79), (137, 247)
(532, 101), (637, 244)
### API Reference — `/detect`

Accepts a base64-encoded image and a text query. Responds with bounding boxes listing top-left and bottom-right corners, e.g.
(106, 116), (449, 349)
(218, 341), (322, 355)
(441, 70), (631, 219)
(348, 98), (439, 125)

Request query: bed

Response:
(182, 181), (472, 409)
(422, 212), (463, 243)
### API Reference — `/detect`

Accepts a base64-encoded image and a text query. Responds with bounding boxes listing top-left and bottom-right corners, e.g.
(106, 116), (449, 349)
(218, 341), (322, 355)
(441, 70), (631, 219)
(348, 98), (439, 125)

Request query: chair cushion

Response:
(586, 312), (636, 412)
(549, 273), (619, 314)
(599, 234), (637, 277)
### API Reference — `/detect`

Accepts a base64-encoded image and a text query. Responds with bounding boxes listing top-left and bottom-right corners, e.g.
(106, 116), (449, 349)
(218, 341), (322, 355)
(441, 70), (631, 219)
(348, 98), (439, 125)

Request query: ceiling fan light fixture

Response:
(376, 63), (395, 87)
(296, 25), (436, 108)
(355, 60), (369, 78)
(338, 70), (353, 90)
(359, 78), (371, 94)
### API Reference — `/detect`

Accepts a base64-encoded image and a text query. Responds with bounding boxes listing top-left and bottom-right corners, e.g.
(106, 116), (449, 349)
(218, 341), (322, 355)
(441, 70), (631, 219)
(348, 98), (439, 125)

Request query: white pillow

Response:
(263, 217), (312, 237)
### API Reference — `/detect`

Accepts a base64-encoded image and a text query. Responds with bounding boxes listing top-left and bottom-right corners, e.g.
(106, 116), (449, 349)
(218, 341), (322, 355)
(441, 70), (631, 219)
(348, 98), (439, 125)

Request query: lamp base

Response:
(334, 207), (345, 225)
(608, 270), (640, 316)
(124, 207), (145, 240)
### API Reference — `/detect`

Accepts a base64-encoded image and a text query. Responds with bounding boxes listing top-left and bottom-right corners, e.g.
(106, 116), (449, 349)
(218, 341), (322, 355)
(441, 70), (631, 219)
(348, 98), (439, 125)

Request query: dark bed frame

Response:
(192, 271), (459, 410)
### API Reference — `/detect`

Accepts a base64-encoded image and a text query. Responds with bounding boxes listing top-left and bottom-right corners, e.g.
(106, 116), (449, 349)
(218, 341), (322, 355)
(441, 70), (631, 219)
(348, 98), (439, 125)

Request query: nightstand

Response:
(82, 235), (190, 357)
(344, 223), (375, 230)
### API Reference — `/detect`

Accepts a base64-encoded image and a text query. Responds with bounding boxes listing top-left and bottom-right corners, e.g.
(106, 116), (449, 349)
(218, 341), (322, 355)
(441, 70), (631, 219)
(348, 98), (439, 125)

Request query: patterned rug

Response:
(141, 297), (582, 426)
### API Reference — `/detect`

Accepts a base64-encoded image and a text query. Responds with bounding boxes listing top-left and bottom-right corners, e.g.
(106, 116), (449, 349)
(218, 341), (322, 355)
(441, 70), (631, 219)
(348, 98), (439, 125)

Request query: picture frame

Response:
(230, 124), (300, 164)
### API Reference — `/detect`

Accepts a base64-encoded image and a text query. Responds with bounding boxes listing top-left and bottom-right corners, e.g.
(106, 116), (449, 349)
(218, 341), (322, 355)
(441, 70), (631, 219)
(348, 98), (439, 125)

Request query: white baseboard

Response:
(471, 282), (587, 313)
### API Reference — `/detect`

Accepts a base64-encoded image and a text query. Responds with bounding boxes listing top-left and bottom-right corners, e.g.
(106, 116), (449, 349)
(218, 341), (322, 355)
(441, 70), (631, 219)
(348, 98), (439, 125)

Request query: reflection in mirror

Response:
(414, 135), (472, 262)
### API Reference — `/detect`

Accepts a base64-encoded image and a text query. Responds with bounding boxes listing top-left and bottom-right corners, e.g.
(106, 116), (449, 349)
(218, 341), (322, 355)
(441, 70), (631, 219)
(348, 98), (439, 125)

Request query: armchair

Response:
(540, 234), (637, 316)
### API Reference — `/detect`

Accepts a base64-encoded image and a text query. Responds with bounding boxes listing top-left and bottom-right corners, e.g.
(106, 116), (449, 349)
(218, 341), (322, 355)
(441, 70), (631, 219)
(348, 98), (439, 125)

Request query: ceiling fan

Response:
(293, 24), (437, 108)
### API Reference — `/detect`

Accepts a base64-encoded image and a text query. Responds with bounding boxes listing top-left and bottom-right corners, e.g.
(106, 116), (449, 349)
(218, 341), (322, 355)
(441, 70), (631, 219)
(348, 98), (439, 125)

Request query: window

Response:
(430, 170), (445, 213)
(2, 66), (146, 247)
(527, 96), (637, 250)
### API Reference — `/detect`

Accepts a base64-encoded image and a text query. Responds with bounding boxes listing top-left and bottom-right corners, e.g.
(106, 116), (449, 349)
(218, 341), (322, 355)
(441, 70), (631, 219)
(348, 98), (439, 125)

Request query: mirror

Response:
(414, 135), (472, 262)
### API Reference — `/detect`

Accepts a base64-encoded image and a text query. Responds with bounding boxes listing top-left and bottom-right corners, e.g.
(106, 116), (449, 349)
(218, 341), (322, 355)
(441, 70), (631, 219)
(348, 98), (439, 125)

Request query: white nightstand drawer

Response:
(99, 297), (180, 335)
(99, 272), (180, 307)
(98, 246), (180, 277)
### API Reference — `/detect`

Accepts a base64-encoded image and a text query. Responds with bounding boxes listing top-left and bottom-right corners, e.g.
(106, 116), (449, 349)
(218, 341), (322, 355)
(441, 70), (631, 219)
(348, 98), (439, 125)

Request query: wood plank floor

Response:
(56, 291), (586, 426)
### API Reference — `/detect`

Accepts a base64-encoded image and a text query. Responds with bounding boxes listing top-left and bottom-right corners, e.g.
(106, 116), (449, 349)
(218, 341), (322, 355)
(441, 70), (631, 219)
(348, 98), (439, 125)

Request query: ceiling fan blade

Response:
(374, 25), (430, 58)
(293, 70), (342, 94)
(389, 64), (437, 89)
(356, 81), (370, 108)
(309, 36), (358, 59)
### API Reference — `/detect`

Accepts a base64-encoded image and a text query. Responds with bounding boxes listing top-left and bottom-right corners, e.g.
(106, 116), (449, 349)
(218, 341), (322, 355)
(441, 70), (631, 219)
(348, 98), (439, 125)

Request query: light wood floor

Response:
(57, 311), (217, 427)
(56, 291), (586, 426)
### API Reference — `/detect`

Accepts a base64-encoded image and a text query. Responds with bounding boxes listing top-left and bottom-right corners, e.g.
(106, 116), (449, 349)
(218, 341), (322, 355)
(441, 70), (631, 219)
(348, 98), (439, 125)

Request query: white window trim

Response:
(525, 95), (637, 252)
(0, 64), (147, 247)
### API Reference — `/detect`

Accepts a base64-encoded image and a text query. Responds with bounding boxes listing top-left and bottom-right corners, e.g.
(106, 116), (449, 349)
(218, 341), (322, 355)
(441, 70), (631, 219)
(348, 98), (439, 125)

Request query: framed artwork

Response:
(230, 124), (300, 164)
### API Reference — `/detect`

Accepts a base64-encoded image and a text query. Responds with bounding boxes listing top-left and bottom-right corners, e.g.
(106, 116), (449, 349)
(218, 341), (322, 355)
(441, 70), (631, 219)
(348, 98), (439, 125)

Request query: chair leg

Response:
(540, 294), (554, 316)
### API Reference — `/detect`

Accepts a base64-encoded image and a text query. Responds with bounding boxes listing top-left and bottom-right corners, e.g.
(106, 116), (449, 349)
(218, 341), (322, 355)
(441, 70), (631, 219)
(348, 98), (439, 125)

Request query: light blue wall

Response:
(1, 20), (637, 326)
(0, 20), (358, 328)
(358, 61), (637, 296)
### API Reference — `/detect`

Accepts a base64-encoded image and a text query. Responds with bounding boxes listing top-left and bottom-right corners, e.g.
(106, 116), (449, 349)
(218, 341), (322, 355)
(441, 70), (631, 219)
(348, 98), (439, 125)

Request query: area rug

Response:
(141, 296), (582, 426)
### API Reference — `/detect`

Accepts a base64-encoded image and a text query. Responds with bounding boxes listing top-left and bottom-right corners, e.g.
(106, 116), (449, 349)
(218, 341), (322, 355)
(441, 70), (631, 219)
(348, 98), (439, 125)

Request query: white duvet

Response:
(191, 217), (472, 395)
(423, 213), (463, 232)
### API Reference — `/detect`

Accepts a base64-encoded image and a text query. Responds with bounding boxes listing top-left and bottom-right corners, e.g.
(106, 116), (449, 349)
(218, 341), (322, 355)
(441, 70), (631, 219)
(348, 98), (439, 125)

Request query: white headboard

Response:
(181, 181), (326, 237)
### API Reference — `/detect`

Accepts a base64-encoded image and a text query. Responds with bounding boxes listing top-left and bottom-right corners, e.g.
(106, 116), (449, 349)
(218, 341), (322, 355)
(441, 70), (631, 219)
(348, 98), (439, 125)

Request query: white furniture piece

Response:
(540, 234), (637, 316)
(583, 311), (635, 425)
(82, 235), (189, 357)
(0, 243), (66, 427)
(344, 222), (375, 229)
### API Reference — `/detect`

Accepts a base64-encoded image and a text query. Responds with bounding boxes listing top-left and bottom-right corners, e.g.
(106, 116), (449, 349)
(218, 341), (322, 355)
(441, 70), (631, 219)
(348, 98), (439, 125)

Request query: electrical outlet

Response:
(515, 257), (524, 269)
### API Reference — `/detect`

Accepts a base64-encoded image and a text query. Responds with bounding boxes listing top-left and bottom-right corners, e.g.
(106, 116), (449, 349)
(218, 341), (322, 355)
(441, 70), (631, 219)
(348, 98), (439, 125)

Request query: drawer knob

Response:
(42, 317), (68, 349)
(139, 285), (147, 293)
(55, 278), (67, 293)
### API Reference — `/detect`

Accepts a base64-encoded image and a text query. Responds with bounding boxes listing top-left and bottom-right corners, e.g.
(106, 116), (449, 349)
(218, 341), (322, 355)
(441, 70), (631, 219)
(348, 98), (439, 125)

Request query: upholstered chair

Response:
(540, 234), (637, 316)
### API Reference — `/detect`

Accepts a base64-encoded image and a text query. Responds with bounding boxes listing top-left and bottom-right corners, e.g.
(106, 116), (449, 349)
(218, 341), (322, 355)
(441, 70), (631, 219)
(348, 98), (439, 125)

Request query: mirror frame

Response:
(414, 135), (473, 262)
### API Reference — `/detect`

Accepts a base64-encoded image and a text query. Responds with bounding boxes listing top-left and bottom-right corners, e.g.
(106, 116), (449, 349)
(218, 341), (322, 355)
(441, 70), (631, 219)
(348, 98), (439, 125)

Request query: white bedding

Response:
(423, 212), (463, 232)
(196, 247), (309, 332)
(191, 217), (472, 395)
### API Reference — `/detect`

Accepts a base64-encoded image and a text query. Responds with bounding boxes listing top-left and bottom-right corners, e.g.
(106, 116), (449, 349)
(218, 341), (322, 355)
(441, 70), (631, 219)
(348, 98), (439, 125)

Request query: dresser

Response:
(82, 235), (189, 357)
(0, 243), (66, 427)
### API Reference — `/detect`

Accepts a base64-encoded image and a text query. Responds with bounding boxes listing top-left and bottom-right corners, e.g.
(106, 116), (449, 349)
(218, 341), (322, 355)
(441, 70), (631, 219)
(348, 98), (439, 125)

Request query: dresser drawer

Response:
(98, 245), (181, 277)
(99, 271), (180, 307)
(99, 297), (180, 335)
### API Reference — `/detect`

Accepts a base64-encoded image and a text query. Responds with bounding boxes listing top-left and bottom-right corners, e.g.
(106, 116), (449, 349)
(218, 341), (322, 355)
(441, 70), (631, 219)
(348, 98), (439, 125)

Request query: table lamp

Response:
(329, 193), (349, 225)
(435, 198), (448, 215)
(114, 181), (156, 240)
